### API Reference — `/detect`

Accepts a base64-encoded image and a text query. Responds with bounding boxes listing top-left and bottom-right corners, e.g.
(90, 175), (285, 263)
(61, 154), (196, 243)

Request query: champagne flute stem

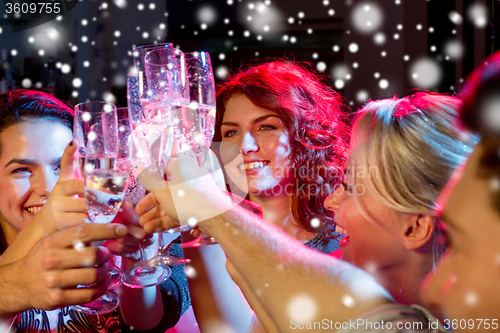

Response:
(139, 241), (147, 261)
(157, 232), (167, 255)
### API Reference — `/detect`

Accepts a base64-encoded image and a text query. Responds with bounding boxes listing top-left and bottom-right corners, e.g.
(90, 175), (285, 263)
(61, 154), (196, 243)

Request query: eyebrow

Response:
(4, 157), (62, 169)
(221, 115), (282, 127)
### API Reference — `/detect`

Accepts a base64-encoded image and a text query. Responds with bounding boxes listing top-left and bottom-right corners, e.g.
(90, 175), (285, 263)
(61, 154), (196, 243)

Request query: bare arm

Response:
(181, 234), (254, 333)
(225, 260), (279, 333)
(198, 202), (392, 331)
(138, 155), (393, 332)
(0, 223), (127, 321)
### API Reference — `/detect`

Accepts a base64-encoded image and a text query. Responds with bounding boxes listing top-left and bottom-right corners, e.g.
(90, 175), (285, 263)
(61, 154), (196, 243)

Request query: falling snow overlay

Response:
(0, 2), (496, 331)
(1, 0), (487, 106)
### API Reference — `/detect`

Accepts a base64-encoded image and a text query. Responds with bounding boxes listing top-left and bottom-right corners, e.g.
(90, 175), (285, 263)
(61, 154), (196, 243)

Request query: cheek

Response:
(338, 199), (362, 226)
(269, 133), (292, 161)
(46, 173), (60, 193)
(0, 178), (30, 207)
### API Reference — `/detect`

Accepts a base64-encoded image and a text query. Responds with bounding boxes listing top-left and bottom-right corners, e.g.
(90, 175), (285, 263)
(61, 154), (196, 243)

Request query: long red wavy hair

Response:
(214, 60), (349, 238)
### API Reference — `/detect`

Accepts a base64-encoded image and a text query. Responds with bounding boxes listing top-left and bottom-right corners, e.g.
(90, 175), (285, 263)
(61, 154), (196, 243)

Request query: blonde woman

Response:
(137, 91), (476, 330)
(324, 92), (477, 307)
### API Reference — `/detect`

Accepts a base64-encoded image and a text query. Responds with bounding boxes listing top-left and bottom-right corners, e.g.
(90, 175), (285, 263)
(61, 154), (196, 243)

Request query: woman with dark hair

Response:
(0, 90), (190, 332)
(178, 60), (349, 332)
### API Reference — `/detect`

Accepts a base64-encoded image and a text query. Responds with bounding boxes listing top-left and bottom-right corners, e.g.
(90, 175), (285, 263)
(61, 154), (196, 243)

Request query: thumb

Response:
(59, 139), (79, 181)
(116, 201), (140, 226)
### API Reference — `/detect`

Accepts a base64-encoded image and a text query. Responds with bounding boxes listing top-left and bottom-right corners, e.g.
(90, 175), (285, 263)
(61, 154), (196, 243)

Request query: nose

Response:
(241, 132), (259, 154)
(324, 184), (343, 211)
(32, 170), (58, 198)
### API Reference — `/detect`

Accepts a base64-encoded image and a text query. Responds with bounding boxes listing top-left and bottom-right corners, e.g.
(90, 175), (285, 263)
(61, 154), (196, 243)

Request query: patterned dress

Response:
(10, 239), (190, 333)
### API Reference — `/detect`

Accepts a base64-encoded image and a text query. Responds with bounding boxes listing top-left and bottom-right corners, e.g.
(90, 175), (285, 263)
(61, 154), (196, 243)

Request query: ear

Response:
(401, 214), (436, 250)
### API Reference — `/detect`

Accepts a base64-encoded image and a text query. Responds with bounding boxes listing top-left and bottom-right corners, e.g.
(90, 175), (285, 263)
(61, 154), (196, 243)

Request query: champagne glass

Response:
(71, 102), (127, 314)
(74, 101), (123, 288)
(74, 102), (117, 177)
(127, 73), (190, 270)
(117, 107), (172, 288)
(166, 51), (218, 248)
(133, 43), (175, 113)
(178, 51), (216, 166)
(116, 107), (146, 205)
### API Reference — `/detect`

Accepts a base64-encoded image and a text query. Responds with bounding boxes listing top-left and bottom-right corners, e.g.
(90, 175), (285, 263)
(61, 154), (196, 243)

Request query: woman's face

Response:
(420, 140), (500, 327)
(0, 120), (72, 241)
(324, 161), (410, 272)
(220, 94), (294, 197)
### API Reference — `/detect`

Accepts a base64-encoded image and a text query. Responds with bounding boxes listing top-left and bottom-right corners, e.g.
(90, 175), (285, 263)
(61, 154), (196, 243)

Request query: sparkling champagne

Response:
(85, 169), (128, 224)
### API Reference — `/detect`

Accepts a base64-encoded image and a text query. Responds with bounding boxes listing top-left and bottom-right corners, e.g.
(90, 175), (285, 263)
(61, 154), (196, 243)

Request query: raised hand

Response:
(135, 192), (180, 234)
(104, 201), (155, 260)
(0, 223), (128, 319)
(36, 139), (87, 235)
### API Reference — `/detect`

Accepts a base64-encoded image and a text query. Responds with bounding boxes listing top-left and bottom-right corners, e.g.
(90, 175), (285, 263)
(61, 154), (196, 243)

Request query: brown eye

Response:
(223, 130), (238, 138)
(54, 164), (62, 174)
(259, 125), (276, 131)
(12, 167), (31, 175)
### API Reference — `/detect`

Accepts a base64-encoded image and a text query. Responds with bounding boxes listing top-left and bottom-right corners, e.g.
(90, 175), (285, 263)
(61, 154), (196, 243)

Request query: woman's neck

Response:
(374, 252), (431, 306)
(249, 193), (316, 242)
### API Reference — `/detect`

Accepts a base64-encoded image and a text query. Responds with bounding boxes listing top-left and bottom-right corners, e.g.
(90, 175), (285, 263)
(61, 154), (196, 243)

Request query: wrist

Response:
(169, 173), (235, 225)
(0, 260), (31, 318)
(32, 211), (56, 237)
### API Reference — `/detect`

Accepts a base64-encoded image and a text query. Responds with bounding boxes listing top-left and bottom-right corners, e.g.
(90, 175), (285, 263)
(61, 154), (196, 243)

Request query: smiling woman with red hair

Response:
(215, 60), (349, 240)
(180, 59), (350, 333)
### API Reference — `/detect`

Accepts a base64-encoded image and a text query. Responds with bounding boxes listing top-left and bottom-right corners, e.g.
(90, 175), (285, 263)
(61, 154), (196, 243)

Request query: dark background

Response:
(0, 0), (497, 110)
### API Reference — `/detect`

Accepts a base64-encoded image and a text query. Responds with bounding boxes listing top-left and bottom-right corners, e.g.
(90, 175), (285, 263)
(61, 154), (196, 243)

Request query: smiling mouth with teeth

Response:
(239, 161), (270, 171)
(25, 206), (42, 215)
(335, 224), (350, 243)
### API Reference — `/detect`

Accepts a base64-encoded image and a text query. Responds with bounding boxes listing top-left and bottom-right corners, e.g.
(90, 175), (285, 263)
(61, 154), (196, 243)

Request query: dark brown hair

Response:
(0, 89), (74, 254)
